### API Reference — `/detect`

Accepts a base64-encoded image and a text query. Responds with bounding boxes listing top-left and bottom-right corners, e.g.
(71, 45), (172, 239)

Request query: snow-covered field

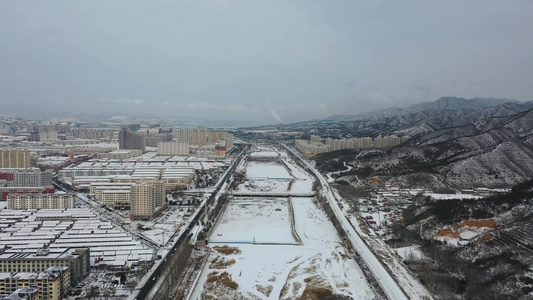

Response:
(210, 198), (295, 244)
(191, 147), (375, 299)
(236, 179), (290, 193)
(246, 161), (292, 179)
(249, 151), (279, 158)
(192, 197), (375, 300)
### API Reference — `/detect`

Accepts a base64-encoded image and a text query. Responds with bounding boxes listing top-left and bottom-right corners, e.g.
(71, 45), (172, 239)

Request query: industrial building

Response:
(59, 155), (219, 191)
(0, 209), (153, 270)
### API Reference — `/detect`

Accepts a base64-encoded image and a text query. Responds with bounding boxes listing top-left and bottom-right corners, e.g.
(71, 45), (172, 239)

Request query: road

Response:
(133, 145), (248, 300)
(285, 145), (409, 300)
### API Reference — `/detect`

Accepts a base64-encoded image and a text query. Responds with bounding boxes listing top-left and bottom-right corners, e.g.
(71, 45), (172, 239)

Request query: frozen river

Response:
(190, 146), (375, 300)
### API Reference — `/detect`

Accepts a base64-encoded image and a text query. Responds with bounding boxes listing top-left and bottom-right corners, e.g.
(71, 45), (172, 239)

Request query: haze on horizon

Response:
(1, 1), (532, 125)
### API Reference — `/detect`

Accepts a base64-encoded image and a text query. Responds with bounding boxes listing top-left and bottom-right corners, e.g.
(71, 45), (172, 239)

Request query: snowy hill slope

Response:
(314, 108), (533, 189)
(284, 97), (533, 139)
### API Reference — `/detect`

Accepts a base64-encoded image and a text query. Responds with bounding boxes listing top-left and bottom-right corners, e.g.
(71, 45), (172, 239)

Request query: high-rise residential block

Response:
(119, 127), (146, 153)
(0, 149), (31, 168)
(130, 180), (165, 220)
(157, 141), (190, 156)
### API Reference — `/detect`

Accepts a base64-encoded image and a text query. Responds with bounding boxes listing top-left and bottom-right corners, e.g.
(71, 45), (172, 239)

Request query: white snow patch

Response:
(423, 192), (482, 200)
(210, 198), (295, 244)
(395, 246), (427, 261)
(459, 230), (480, 240)
(246, 161), (292, 179)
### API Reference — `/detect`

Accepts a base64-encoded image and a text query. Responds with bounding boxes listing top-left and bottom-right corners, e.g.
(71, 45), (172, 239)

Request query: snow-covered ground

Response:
(236, 179), (290, 193)
(210, 198), (295, 244)
(190, 147), (375, 299)
(249, 151), (279, 158)
(394, 246), (427, 261)
(246, 161), (292, 179)
(283, 158), (314, 193)
(423, 192), (482, 200)
(191, 197), (375, 300)
(286, 145), (431, 300)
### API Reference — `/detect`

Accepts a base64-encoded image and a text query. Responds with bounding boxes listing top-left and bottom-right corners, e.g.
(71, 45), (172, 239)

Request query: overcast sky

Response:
(1, 1), (532, 125)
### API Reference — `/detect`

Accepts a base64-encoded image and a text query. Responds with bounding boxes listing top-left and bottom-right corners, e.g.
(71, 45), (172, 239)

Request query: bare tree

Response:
(86, 285), (99, 300)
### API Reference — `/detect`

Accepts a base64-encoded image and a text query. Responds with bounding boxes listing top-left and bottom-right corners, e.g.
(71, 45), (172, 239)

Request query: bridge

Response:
(223, 191), (316, 197)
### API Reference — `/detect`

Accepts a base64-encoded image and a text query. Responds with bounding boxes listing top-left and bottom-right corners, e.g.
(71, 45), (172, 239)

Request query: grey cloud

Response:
(0, 1), (532, 124)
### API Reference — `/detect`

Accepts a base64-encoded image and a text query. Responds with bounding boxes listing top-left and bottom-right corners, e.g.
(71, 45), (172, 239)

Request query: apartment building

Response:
(66, 128), (115, 139)
(174, 128), (232, 147)
(90, 182), (135, 199)
(157, 141), (190, 156)
(294, 139), (329, 157)
(296, 135), (409, 155)
(14, 170), (52, 187)
(130, 180), (165, 220)
(0, 149), (31, 168)
(1, 287), (40, 299)
(0, 169), (52, 187)
(101, 190), (132, 208)
(26, 124), (68, 134)
(0, 248), (89, 287)
(96, 149), (143, 160)
(39, 130), (58, 143)
(118, 127), (146, 153)
(0, 267), (69, 300)
(0, 187), (55, 201)
(7, 193), (75, 210)
(225, 133), (234, 150)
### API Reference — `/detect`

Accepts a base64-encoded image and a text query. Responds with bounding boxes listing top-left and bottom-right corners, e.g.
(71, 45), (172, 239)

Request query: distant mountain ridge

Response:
(277, 97), (533, 140)
(322, 97), (517, 122)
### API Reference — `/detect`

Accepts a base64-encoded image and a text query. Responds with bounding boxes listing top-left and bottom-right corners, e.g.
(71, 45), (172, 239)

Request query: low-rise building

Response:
(0, 287), (40, 299)
(0, 187), (55, 201)
(0, 248), (89, 287)
(101, 190), (132, 209)
(96, 149), (143, 160)
(7, 193), (75, 210)
(0, 267), (69, 300)
(0, 169), (53, 188)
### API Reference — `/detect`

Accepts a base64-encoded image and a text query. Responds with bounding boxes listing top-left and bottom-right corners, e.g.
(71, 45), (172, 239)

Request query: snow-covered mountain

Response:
(288, 97), (533, 139)
(322, 97), (517, 122)
(314, 106), (533, 189)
